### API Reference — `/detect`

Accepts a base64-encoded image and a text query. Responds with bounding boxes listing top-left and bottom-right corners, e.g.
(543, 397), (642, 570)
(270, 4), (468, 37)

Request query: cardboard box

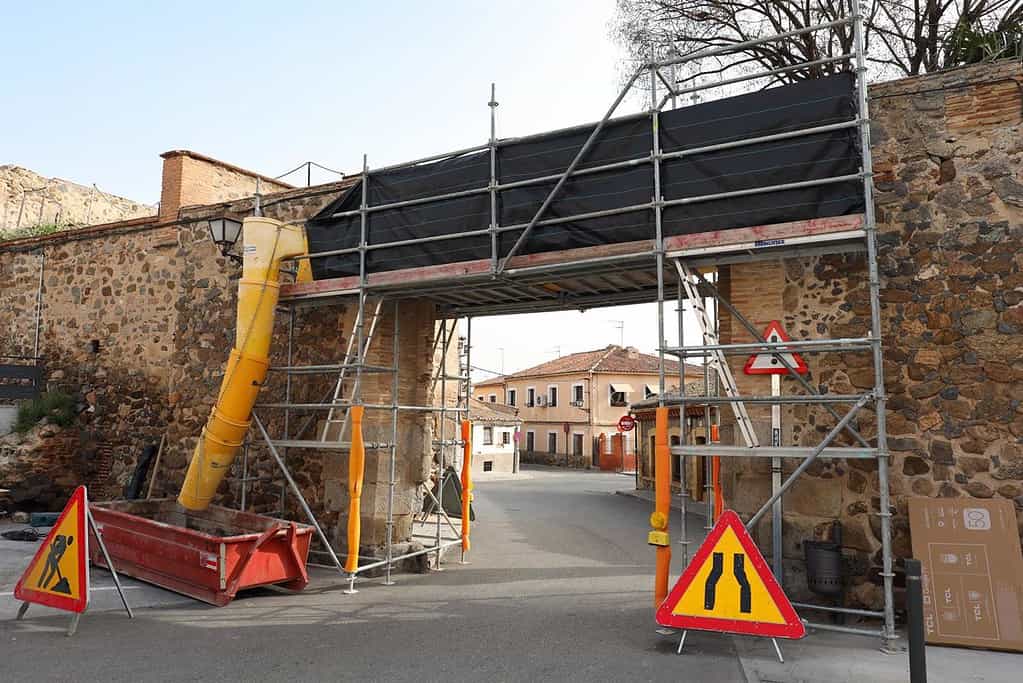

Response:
(908, 497), (1023, 652)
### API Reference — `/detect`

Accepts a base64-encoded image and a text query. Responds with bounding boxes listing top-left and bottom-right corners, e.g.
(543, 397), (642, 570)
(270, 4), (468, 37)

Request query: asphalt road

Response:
(3, 468), (1014, 682)
(1, 468), (741, 682)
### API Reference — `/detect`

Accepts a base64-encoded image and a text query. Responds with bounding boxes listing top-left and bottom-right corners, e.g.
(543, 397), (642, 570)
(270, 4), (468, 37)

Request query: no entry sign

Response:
(617, 415), (636, 432)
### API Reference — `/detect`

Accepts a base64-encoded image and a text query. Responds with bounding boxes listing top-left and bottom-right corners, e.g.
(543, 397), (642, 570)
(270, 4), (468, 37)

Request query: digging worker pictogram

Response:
(39, 534), (74, 595)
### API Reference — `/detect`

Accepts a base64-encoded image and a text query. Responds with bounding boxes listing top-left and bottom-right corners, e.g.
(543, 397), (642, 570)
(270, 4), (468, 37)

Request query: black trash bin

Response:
(804, 539), (844, 597)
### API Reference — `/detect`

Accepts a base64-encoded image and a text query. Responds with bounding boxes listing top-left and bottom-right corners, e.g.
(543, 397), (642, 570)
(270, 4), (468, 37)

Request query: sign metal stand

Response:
(743, 320), (808, 584)
(13, 486), (133, 636)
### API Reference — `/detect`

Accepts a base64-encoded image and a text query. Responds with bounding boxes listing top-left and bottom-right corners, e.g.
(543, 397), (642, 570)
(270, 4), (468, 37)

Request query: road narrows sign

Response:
(14, 485), (89, 613)
(655, 510), (805, 639)
(743, 320), (808, 375)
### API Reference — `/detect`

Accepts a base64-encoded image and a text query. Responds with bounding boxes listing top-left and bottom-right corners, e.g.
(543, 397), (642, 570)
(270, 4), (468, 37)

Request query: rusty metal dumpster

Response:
(89, 499), (313, 606)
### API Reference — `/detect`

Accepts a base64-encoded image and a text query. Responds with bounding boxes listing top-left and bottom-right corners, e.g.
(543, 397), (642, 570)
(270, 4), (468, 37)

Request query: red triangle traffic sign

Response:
(743, 320), (808, 375)
(656, 510), (805, 639)
(14, 486), (90, 613)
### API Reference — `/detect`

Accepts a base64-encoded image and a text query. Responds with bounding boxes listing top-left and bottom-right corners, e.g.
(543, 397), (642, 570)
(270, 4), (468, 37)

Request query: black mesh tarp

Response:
(307, 73), (863, 280)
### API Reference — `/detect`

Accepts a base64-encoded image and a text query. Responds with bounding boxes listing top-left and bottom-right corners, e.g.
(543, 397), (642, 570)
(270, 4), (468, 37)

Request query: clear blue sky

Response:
(2, 0), (628, 203)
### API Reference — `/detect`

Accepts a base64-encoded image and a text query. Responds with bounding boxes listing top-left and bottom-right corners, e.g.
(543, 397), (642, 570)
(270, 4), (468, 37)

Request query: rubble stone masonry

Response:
(717, 60), (1023, 607)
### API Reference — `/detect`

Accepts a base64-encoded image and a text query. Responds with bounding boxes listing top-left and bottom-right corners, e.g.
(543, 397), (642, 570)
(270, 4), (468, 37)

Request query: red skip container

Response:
(89, 499), (313, 606)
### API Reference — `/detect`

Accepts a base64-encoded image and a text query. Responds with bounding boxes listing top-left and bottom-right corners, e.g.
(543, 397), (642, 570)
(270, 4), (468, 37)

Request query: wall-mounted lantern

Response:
(207, 217), (243, 263)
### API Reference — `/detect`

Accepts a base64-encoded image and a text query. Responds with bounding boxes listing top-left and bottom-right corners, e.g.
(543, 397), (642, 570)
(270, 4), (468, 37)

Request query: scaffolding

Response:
(240, 4), (892, 647)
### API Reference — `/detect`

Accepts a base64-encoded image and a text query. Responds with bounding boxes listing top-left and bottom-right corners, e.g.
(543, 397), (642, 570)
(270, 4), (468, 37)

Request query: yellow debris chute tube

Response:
(178, 217), (310, 511)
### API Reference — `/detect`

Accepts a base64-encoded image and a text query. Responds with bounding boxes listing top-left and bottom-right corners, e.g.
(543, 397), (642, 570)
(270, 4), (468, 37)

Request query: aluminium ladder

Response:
(675, 261), (759, 449)
(319, 298), (385, 441)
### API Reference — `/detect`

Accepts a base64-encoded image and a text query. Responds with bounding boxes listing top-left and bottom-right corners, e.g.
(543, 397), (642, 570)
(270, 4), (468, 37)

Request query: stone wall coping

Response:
(868, 58), (1022, 98)
(0, 178), (356, 252)
(0, 214), (158, 252)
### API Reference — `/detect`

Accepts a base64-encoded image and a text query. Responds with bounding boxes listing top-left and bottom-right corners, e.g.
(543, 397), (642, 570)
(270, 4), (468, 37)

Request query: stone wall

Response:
(0, 165), (154, 237)
(715, 60), (1023, 607)
(0, 168), (445, 555)
(0, 423), (114, 510)
(1, 218), (181, 488)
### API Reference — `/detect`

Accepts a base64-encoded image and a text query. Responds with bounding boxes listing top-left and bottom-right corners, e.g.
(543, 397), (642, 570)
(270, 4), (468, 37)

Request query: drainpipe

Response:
(178, 217), (309, 510)
(33, 251), (45, 358)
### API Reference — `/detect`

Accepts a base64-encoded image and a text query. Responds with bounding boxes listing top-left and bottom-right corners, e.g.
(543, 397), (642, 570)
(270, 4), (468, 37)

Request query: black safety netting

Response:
(306, 73), (863, 280)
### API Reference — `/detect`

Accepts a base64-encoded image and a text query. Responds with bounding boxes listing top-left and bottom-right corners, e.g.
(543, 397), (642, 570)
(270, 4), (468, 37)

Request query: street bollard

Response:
(905, 558), (927, 683)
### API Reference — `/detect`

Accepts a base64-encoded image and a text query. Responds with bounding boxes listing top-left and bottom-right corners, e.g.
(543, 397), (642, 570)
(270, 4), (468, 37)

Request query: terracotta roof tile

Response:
(489, 345), (699, 380)
(468, 398), (521, 422)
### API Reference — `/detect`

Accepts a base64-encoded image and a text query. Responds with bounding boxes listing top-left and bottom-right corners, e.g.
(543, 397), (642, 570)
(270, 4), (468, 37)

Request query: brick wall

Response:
(715, 60), (1023, 607)
(158, 150), (292, 221)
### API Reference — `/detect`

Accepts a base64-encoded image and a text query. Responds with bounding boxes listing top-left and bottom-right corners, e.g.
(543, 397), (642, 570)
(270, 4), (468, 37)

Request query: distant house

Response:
(628, 380), (715, 501)
(473, 345), (702, 468)
(467, 398), (522, 474)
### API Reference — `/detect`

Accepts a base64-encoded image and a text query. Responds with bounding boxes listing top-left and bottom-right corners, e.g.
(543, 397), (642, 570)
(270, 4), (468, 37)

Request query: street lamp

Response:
(207, 216), (243, 263)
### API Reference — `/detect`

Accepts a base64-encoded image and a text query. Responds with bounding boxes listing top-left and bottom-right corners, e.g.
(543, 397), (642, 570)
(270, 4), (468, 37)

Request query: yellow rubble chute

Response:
(178, 217), (309, 510)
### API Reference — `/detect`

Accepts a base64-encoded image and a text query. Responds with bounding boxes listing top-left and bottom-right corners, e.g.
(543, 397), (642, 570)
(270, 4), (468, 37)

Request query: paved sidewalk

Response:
(731, 627), (1018, 682)
(616, 485), (708, 517)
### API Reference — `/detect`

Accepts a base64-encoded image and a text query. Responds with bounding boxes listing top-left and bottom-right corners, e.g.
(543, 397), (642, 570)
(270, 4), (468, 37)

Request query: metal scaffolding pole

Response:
(704, 285), (713, 530)
(435, 318), (456, 569)
(852, 0), (896, 647)
(280, 305), (295, 515)
(677, 282), (689, 567)
(384, 299), (399, 586)
(489, 83), (499, 274)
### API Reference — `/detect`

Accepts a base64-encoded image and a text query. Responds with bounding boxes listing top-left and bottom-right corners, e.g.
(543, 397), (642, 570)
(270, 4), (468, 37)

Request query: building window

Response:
(477, 395), (484, 401)
(548, 432), (557, 454)
(507, 388), (516, 406)
(526, 387), (535, 407)
(548, 385), (558, 407)
(488, 394), (496, 403)
(572, 383), (584, 405)
(609, 383), (632, 407)
(483, 427), (493, 445)
(645, 384), (657, 399)
(526, 431), (535, 451)
(483, 460), (494, 472)
(573, 433), (584, 456)
(501, 431), (511, 446)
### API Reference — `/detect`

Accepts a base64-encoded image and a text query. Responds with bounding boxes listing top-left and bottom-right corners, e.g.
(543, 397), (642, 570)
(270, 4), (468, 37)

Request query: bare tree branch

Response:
(613, 0), (1023, 88)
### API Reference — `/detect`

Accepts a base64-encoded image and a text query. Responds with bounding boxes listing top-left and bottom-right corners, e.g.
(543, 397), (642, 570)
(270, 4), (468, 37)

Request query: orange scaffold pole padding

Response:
(712, 457), (723, 520)
(652, 406), (671, 608)
(460, 420), (472, 555)
(711, 424), (723, 520)
(344, 405), (366, 573)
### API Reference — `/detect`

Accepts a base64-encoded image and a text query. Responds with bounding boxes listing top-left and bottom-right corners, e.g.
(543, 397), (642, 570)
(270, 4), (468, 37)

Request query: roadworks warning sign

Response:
(656, 509), (804, 639)
(14, 485), (90, 613)
(743, 320), (808, 375)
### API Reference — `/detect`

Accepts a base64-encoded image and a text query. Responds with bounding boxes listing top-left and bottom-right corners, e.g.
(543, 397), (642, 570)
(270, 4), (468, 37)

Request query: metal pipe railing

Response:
(649, 17), (855, 70)
(672, 53), (854, 98)
(662, 337), (875, 356)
